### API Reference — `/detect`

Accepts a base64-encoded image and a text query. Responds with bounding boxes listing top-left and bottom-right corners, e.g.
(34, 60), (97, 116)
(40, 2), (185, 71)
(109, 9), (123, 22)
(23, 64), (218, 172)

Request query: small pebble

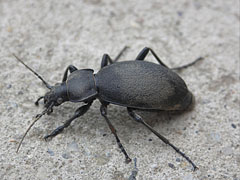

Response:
(62, 153), (71, 159)
(168, 163), (175, 169)
(7, 84), (12, 89)
(67, 141), (79, 152)
(18, 91), (24, 95)
(96, 155), (109, 165)
(184, 174), (193, 180)
(231, 123), (236, 129)
(176, 158), (180, 162)
(222, 146), (233, 155)
(47, 149), (54, 156)
(209, 132), (221, 142)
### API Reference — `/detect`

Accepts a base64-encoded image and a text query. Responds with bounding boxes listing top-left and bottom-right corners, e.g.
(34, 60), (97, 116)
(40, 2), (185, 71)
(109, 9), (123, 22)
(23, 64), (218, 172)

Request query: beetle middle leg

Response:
(100, 103), (132, 163)
(44, 102), (92, 140)
(101, 46), (129, 68)
(127, 107), (198, 171)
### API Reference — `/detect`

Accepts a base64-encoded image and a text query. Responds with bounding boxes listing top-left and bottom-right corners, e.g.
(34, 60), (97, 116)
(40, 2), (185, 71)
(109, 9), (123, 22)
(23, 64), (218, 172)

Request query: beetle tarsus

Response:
(44, 103), (92, 140)
(171, 57), (204, 71)
(128, 158), (138, 180)
(35, 96), (44, 106)
(114, 46), (129, 62)
(100, 104), (132, 163)
(44, 125), (65, 140)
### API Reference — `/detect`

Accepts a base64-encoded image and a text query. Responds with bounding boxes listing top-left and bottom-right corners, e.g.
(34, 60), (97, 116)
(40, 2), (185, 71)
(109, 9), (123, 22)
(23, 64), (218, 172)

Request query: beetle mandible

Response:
(14, 47), (203, 171)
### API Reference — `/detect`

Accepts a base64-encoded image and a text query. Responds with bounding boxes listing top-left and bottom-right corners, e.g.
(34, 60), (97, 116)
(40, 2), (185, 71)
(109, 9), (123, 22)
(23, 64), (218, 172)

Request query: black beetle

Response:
(14, 47), (203, 171)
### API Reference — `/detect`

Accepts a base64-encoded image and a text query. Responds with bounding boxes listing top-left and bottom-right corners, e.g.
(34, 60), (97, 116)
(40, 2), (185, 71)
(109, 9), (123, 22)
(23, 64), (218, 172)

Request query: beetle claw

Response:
(35, 96), (44, 106)
(47, 108), (53, 115)
(44, 135), (51, 141)
(125, 157), (132, 164)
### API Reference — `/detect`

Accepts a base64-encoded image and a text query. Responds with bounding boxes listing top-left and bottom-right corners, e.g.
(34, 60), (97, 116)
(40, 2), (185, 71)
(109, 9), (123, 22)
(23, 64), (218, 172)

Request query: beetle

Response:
(14, 47), (203, 171)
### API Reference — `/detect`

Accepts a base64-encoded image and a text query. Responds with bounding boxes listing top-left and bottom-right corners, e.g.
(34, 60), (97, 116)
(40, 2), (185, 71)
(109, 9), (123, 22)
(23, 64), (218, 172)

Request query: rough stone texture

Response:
(0, 0), (239, 180)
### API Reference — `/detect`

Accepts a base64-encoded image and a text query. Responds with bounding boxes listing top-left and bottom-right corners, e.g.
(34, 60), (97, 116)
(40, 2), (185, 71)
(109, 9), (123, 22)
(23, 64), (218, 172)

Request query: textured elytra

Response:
(95, 61), (192, 110)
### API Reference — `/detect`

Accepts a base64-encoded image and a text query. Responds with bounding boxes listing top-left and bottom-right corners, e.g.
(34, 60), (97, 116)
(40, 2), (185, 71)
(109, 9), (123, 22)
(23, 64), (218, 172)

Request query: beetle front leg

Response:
(35, 96), (44, 106)
(44, 102), (92, 140)
(62, 65), (78, 82)
(100, 104), (132, 163)
(127, 108), (198, 171)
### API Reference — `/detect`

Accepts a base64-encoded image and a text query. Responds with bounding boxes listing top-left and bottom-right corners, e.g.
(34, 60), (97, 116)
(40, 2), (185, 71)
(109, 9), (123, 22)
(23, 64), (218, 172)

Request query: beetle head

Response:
(42, 82), (69, 111)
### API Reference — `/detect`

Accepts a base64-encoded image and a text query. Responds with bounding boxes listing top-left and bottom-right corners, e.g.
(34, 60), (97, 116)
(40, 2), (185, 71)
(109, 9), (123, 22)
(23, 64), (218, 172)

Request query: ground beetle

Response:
(14, 47), (203, 171)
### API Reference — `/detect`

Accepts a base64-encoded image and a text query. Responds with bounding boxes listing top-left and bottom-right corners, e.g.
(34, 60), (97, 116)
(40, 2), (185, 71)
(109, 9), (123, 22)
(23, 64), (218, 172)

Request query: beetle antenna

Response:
(13, 54), (52, 89)
(16, 103), (54, 153)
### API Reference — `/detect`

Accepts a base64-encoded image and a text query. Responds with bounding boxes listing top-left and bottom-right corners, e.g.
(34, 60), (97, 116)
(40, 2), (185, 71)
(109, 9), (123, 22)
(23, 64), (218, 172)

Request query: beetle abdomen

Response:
(95, 61), (192, 110)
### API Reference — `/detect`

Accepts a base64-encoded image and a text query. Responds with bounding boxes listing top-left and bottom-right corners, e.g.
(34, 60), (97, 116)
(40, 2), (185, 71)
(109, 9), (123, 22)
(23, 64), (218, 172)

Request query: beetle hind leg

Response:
(136, 47), (203, 70)
(101, 46), (129, 68)
(127, 107), (198, 171)
(135, 47), (169, 68)
(171, 57), (204, 71)
(100, 104), (132, 163)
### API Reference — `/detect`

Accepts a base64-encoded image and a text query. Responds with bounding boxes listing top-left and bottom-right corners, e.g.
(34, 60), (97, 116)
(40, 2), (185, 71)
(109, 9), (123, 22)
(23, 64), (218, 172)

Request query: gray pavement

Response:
(0, 1), (239, 179)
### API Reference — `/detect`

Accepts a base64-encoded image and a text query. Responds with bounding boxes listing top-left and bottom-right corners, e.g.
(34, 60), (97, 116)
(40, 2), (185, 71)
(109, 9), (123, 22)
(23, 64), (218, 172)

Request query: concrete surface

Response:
(0, 0), (239, 180)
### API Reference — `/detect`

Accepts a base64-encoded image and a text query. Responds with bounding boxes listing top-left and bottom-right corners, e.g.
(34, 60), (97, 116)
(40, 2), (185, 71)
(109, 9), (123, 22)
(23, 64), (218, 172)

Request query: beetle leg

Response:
(135, 47), (169, 68)
(114, 46), (129, 62)
(101, 46), (129, 68)
(62, 65), (78, 82)
(35, 96), (44, 106)
(136, 47), (203, 71)
(171, 57), (204, 71)
(100, 104), (132, 163)
(44, 102), (92, 140)
(127, 108), (198, 171)
(101, 54), (113, 68)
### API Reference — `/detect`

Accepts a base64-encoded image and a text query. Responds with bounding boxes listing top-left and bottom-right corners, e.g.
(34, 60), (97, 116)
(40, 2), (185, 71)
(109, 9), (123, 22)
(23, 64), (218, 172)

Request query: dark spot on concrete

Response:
(177, 11), (183, 16)
(208, 74), (237, 91)
(62, 153), (71, 159)
(176, 158), (180, 162)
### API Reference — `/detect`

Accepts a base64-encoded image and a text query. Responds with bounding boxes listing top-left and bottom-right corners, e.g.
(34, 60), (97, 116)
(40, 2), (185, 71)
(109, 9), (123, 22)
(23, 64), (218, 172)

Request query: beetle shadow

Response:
(136, 96), (196, 129)
(139, 109), (193, 125)
(106, 104), (195, 139)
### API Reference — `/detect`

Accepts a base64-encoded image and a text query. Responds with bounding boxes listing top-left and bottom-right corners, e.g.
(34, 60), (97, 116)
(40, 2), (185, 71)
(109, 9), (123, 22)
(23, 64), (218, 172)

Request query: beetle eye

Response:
(57, 97), (63, 104)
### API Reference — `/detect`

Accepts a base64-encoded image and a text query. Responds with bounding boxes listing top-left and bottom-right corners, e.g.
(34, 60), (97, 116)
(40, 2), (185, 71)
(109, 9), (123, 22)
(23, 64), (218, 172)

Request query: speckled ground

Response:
(0, 1), (239, 180)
